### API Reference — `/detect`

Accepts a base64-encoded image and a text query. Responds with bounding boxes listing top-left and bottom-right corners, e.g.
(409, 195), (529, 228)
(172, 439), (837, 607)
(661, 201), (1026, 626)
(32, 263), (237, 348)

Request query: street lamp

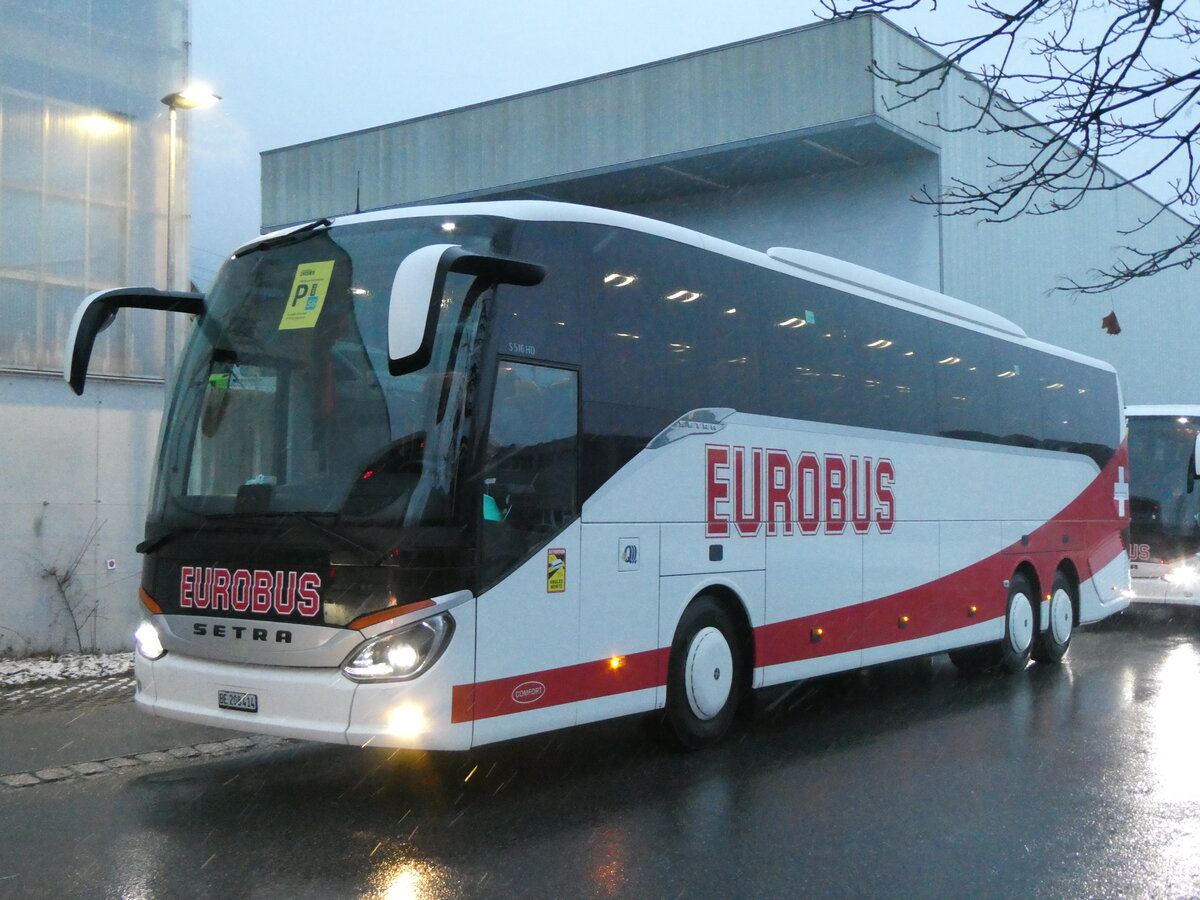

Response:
(160, 86), (220, 291)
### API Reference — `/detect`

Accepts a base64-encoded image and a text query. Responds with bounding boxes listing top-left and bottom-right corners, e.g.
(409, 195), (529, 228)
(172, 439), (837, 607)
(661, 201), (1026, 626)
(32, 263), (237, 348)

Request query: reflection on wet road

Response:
(1, 604), (1198, 899)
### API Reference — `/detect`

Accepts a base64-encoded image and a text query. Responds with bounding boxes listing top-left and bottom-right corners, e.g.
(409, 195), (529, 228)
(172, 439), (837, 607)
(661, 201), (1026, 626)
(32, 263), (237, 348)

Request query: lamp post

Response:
(160, 86), (220, 291)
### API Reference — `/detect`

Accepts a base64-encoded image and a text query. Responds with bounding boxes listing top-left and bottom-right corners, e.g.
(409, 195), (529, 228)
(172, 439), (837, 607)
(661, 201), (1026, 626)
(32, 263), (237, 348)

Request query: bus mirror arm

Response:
(1190, 434), (1200, 493)
(388, 245), (544, 377)
(64, 287), (204, 395)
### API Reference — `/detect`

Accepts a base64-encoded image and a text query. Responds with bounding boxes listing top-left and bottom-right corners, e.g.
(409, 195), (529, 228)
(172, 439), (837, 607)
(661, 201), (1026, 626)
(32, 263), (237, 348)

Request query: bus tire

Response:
(998, 573), (1036, 674)
(948, 643), (996, 674)
(665, 595), (745, 750)
(1033, 571), (1073, 664)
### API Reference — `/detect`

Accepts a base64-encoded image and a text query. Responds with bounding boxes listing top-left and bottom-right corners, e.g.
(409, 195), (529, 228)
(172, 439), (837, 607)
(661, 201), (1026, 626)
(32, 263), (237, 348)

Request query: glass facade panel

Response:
(0, 277), (38, 367)
(0, 93), (42, 186)
(0, 186), (40, 270)
(44, 104), (87, 195)
(44, 194), (86, 280)
(0, 1), (183, 377)
(87, 203), (125, 285)
(43, 282), (82, 370)
(88, 117), (130, 203)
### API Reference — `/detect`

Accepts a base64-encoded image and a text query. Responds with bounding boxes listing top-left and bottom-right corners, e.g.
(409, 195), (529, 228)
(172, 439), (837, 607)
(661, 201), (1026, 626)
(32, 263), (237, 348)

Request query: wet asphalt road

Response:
(1, 604), (1198, 899)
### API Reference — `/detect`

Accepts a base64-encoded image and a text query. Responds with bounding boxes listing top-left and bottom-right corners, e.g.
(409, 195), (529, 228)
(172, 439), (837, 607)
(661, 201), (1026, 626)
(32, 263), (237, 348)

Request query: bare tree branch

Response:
(821, 0), (1200, 292)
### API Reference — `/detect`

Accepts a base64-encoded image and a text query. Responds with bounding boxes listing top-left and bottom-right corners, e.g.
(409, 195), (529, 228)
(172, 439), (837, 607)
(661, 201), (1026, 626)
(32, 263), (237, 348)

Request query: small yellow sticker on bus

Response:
(279, 261), (335, 330)
(547, 548), (566, 593)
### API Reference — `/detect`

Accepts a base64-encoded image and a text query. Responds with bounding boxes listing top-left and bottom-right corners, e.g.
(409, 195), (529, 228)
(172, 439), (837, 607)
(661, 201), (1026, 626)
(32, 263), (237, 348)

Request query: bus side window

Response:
(480, 362), (579, 585)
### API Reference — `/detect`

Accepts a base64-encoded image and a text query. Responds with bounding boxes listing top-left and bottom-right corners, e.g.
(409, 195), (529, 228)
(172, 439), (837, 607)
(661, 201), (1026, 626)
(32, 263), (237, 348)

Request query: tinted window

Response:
(992, 343), (1042, 449)
(479, 362), (579, 587)
(932, 322), (997, 442)
(569, 224), (760, 418)
(1128, 415), (1200, 561)
(510, 222), (1118, 500)
(493, 223), (582, 366)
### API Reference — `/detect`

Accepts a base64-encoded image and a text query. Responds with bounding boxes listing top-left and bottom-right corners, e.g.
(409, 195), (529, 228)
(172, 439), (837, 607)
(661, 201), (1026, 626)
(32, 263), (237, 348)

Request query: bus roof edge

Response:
(766, 246), (1028, 340)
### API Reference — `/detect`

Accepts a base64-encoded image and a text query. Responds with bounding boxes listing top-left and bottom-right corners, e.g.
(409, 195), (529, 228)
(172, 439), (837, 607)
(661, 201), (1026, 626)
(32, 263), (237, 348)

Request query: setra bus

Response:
(1125, 405), (1200, 606)
(65, 201), (1129, 749)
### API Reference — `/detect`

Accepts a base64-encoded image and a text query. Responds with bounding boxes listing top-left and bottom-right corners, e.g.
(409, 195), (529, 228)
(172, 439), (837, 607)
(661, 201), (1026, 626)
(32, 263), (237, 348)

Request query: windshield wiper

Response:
(136, 523), (212, 555)
(283, 512), (386, 563)
(233, 218), (333, 259)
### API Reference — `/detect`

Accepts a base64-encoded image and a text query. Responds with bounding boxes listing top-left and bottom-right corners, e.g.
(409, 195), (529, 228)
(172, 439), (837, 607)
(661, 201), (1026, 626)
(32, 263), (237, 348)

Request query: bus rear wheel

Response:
(665, 595), (746, 750)
(949, 573), (1036, 674)
(1033, 571), (1073, 664)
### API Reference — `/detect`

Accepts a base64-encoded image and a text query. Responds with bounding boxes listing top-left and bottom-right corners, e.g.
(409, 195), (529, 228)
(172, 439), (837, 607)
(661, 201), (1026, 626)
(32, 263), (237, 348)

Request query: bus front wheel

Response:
(998, 573), (1036, 674)
(665, 595), (746, 750)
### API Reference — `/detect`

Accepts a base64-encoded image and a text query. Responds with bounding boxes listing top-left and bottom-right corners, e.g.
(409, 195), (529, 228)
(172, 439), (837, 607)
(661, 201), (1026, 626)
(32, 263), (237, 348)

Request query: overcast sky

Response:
(185, 3), (984, 288)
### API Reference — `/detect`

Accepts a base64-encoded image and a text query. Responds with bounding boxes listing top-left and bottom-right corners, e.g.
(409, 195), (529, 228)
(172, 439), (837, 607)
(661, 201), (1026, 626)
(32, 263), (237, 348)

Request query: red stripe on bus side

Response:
(451, 451), (1128, 724)
(756, 551), (1010, 666)
(451, 647), (668, 724)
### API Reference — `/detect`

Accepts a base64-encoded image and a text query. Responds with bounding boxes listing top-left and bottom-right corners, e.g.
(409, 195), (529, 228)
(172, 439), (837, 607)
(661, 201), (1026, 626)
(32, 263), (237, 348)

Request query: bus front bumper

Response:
(134, 650), (474, 751)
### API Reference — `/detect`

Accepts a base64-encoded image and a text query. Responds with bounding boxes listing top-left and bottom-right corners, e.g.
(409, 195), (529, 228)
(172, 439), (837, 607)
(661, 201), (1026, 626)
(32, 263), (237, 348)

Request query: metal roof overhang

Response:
(417, 118), (935, 208)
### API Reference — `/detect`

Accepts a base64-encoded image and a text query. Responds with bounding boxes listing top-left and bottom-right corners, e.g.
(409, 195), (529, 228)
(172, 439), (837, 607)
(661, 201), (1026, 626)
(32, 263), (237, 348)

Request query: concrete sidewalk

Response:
(0, 675), (284, 786)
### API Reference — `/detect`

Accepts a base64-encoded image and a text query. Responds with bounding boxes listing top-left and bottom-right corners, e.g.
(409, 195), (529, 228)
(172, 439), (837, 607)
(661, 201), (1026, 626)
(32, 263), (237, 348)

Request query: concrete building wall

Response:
(0, 375), (162, 656)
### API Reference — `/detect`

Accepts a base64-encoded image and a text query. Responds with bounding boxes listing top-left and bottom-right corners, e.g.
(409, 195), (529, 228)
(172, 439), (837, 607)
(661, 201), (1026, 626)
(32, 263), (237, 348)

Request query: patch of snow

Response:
(0, 652), (134, 686)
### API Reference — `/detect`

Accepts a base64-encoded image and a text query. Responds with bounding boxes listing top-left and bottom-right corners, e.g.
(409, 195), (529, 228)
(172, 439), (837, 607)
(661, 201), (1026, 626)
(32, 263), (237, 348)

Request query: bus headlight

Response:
(341, 613), (454, 682)
(133, 621), (166, 660)
(1163, 564), (1200, 587)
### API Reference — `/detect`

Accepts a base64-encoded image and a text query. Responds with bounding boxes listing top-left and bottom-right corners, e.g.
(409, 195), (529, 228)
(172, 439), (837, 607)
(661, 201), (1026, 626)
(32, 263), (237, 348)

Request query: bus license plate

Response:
(217, 690), (258, 713)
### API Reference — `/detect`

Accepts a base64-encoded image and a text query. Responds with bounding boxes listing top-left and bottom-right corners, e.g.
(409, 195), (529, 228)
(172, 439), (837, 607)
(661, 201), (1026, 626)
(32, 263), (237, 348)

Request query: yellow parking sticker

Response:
(547, 548), (566, 593)
(278, 261), (335, 330)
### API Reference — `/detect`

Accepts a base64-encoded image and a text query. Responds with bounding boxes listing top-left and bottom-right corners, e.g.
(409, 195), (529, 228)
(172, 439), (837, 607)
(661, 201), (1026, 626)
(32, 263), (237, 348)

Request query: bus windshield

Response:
(1128, 413), (1200, 564)
(150, 216), (506, 536)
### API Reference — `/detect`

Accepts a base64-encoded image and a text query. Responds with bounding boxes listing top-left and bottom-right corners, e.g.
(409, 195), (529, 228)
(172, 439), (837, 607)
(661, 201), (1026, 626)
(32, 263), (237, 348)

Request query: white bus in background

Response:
(65, 201), (1130, 751)
(1126, 405), (1200, 606)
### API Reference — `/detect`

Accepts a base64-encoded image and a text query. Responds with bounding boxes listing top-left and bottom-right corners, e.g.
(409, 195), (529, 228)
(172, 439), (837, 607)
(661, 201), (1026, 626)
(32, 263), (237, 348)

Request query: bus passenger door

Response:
(472, 362), (582, 745)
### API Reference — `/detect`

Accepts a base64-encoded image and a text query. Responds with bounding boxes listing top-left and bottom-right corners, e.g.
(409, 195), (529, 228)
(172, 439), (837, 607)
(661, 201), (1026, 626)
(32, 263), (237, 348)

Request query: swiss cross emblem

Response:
(1113, 466), (1129, 517)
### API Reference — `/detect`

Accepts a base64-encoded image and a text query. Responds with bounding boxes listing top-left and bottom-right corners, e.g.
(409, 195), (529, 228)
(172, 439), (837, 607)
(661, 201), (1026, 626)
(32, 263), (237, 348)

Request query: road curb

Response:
(0, 733), (290, 790)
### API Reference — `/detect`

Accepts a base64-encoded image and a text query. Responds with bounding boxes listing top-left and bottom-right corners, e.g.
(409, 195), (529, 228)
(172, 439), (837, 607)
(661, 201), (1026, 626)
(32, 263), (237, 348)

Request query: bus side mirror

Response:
(64, 287), (204, 395)
(388, 244), (544, 376)
(1187, 434), (1200, 494)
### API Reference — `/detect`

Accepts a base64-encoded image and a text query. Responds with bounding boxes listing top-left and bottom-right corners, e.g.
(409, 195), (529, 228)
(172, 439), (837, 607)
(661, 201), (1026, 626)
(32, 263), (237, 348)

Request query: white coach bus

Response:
(1126, 405), (1200, 605)
(66, 201), (1129, 750)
